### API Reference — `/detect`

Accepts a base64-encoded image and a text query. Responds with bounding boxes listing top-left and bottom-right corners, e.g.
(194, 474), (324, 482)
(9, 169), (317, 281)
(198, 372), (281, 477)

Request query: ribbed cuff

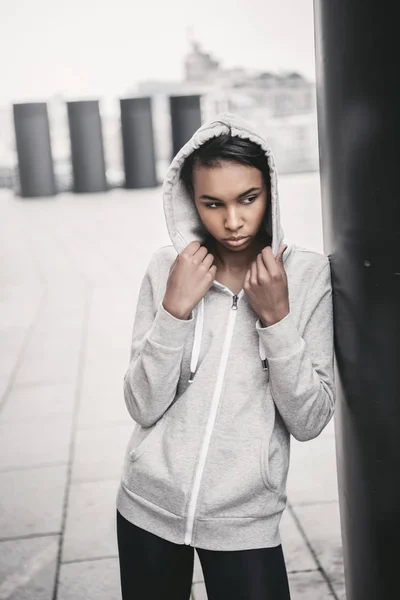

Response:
(147, 301), (194, 349)
(255, 311), (303, 360)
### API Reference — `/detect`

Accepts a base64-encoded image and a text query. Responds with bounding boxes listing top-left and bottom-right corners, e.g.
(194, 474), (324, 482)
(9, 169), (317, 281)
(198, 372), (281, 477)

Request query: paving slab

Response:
(280, 507), (317, 573)
(0, 378), (9, 402)
(192, 581), (208, 600)
(0, 327), (28, 379)
(0, 286), (42, 330)
(291, 502), (345, 599)
(192, 569), (335, 600)
(62, 479), (119, 562)
(287, 432), (339, 506)
(0, 419), (72, 470)
(193, 549), (204, 583)
(58, 557), (121, 600)
(77, 378), (132, 427)
(0, 535), (58, 600)
(12, 287), (86, 385)
(0, 382), (76, 423)
(288, 570), (336, 599)
(0, 465), (67, 538)
(82, 360), (127, 391)
(15, 342), (82, 386)
(71, 423), (132, 482)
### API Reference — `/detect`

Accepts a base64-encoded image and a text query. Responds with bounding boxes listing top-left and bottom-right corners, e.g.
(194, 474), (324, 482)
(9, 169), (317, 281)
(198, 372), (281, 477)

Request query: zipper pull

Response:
(262, 359), (269, 371)
(231, 295), (239, 310)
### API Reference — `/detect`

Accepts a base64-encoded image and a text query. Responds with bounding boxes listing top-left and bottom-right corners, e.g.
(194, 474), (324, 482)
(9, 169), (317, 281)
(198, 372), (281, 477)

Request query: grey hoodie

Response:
(116, 113), (335, 551)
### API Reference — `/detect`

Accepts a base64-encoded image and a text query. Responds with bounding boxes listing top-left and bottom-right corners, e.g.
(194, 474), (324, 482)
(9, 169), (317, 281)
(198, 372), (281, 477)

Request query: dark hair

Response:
(180, 125), (272, 200)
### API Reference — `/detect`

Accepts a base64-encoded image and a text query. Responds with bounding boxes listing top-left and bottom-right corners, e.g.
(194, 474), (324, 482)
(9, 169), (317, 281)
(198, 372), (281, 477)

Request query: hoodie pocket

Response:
(128, 417), (167, 462)
(260, 433), (289, 493)
(197, 433), (279, 519)
(122, 416), (199, 516)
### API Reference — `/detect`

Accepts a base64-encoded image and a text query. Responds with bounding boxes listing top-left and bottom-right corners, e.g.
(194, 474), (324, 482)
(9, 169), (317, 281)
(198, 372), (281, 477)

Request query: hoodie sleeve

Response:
(123, 251), (195, 427)
(255, 260), (335, 442)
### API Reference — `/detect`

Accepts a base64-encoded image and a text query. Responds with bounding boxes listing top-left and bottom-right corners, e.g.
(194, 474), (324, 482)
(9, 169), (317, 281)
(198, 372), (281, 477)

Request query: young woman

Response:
(116, 113), (335, 599)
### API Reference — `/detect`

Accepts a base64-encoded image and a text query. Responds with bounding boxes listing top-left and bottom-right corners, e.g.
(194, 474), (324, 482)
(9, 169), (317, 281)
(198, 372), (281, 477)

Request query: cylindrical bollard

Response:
(169, 95), (202, 159)
(67, 100), (108, 193)
(314, 2), (400, 599)
(120, 97), (157, 189)
(13, 102), (56, 197)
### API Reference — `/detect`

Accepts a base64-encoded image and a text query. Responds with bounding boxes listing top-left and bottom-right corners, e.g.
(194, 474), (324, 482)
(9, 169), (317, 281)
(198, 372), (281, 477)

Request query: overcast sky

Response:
(0, 0), (316, 107)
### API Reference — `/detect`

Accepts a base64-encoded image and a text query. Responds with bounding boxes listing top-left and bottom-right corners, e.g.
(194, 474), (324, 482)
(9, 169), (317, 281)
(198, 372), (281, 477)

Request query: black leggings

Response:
(116, 510), (291, 600)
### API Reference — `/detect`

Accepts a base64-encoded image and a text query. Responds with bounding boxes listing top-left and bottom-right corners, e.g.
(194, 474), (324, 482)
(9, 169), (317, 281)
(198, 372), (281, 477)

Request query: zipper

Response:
(184, 287), (243, 545)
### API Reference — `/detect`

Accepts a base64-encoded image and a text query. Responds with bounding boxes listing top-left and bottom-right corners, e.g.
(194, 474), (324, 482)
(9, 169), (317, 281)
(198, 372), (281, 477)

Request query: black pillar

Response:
(314, 3), (400, 599)
(169, 95), (202, 159)
(120, 97), (157, 189)
(13, 102), (56, 197)
(67, 100), (107, 193)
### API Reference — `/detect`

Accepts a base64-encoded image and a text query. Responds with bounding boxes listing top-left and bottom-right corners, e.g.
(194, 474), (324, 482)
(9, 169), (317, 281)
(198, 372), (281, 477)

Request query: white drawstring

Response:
(188, 298), (204, 383)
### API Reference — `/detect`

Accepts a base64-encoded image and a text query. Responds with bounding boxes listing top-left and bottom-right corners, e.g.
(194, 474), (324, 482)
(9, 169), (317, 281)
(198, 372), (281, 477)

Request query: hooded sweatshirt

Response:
(116, 112), (335, 551)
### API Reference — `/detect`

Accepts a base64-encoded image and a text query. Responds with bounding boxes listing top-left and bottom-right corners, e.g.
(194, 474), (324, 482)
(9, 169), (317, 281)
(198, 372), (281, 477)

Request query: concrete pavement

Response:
(0, 172), (345, 599)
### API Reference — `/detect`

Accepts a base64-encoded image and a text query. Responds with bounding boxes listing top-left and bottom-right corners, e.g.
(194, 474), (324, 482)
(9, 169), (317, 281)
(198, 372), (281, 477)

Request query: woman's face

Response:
(192, 161), (268, 253)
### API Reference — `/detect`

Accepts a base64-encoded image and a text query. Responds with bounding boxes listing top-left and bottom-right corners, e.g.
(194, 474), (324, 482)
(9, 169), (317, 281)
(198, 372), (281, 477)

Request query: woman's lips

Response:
(224, 237), (249, 247)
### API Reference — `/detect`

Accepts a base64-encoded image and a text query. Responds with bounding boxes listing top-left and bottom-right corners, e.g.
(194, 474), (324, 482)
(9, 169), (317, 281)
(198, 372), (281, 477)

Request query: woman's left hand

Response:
(243, 244), (289, 327)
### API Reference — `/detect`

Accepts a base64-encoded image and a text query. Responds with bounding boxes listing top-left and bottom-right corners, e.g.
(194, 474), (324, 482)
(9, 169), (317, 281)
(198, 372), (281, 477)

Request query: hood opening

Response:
(161, 112), (290, 383)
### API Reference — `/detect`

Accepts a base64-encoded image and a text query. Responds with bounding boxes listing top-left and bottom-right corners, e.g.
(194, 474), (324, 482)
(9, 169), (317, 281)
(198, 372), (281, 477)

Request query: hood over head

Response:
(162, 112), (286, 258)
(161, 112), (290, 383)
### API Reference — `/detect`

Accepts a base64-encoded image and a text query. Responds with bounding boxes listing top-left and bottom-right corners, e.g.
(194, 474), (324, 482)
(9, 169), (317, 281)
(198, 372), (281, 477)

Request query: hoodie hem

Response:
(116, 482), (283, 551)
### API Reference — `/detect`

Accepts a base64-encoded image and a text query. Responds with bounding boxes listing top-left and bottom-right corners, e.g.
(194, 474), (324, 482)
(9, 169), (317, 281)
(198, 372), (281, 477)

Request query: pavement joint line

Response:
(7, 377), (77, 387)
(76, 420), (133, 431)
(0, 415), (74, 425)
(0, 536), (57, 600)
(0, 287), (47, 414)
(0, 461), (68, 474)
(69, 476), (121, 486)
(0, 533), (60, 543)
(288, 499), (339, 507)
(61, 554), (118, 565)
(71, 476), (123, 484)
(286, 568), (323, 575)
(4, 379), (74, 391)
(287, 501), (340, 600)
(51, 283), (92, 600)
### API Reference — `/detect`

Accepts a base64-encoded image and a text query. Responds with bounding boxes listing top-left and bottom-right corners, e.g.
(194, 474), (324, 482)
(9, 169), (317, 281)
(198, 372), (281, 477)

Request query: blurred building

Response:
(0, 39), (319, 191)
(135, 40), (319, 177)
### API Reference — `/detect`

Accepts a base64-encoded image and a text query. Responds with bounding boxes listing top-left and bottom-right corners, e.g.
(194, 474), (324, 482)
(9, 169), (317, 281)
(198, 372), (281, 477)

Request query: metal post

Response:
(169, 95), (202, 158)
(120, 97), (157, 188)
(13, 102), (56, 197)
(314, 2), (400, 599)
(67, 100), (108, 193)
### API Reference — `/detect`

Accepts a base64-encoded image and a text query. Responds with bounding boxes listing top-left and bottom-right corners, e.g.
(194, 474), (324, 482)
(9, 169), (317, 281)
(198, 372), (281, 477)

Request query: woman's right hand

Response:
(162, 241), (217, 320)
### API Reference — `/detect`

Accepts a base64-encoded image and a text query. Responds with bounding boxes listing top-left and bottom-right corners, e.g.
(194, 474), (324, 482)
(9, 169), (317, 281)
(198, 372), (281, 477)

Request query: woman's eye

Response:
(205, 197), (256, 209)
